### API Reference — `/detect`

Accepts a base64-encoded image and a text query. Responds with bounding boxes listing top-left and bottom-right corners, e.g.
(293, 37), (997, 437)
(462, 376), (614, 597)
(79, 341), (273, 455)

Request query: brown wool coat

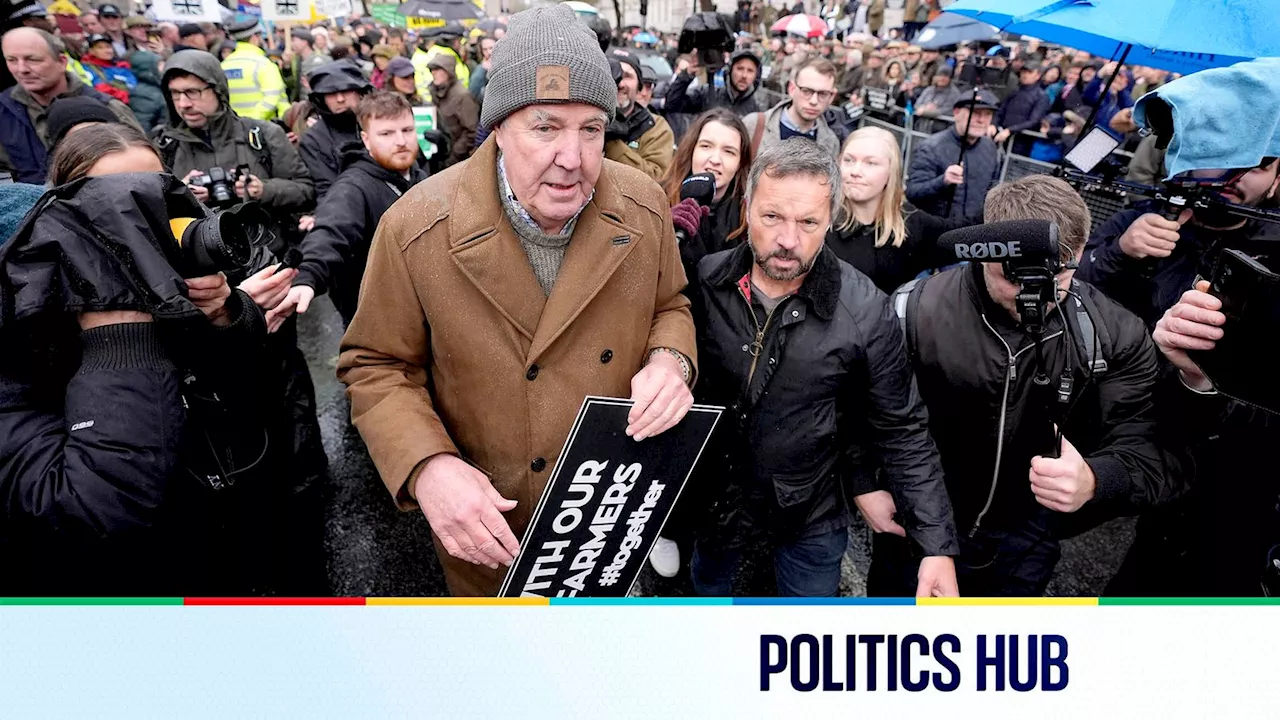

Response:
(337, 135), (697, 596)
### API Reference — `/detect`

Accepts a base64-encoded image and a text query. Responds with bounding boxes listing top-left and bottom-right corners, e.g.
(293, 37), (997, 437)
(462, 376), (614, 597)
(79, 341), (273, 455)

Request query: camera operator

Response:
(866, 176), (1184, 596)
(155, 51), (315, 249)
(0, 124), (280, 596)
(1076, 158), (1280, 329)
(1105, 281), (1280, 596)
(605, 48), (674, 180)
(665, 49), (765, 118)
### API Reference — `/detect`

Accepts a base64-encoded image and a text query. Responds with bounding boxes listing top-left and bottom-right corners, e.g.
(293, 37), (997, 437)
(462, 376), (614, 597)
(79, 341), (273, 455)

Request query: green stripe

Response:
(1100, 597), (1280, 606)
(0, 597), (183, 606)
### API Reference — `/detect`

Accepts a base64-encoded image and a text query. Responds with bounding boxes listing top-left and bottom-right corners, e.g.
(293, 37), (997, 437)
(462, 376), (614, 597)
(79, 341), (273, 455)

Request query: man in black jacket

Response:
(907, 90), (1002, 221)
(269, 92), (426, 330)
(299, 60), (372, 200)
(868, 175), (1183, 597)
(690, 139), (959, 597)
(1076, 157), (1280, 329)
(993, 61), (1050, 155)
(664, 49), (764, 118)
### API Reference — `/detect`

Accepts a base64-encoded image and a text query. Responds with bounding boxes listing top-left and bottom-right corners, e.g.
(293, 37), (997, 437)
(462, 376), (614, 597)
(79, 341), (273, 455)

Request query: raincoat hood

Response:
(161, 49), (231, 127)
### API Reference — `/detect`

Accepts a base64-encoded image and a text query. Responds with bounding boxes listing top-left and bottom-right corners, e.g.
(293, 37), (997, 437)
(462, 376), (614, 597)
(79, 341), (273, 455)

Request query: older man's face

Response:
(3, 29), (67, 96)
(494, 103), (607, 234)
(747, 169), (831, 282)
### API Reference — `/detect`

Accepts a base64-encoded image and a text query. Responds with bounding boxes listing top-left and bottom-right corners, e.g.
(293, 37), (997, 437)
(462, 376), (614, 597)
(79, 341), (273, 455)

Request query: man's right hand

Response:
(182, 169), (209, 203)
(1118, 211), (1190, 259)
(413, 454), (520, 570)
(943, 164), (965, 185)
(1153, 280), (1223, 392)
(854, 490), (907, 537)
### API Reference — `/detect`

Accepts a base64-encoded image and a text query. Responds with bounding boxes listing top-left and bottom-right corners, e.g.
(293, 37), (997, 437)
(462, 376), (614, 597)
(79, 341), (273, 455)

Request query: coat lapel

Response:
(528, 171), (642, 363)
(447, 138), (545, 342)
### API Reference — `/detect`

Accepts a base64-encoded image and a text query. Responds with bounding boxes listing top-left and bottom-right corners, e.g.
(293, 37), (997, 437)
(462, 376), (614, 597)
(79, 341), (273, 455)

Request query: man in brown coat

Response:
(426, 53), (478, 168)
(338, 4), (697, 597)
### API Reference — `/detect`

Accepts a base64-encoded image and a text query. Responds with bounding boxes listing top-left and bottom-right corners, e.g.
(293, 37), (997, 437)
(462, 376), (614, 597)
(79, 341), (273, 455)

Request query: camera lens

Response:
(172, 204), (271, 276)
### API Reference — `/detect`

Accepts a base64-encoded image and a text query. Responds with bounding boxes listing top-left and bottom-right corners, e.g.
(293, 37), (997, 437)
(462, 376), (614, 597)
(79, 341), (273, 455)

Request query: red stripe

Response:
(183, 597), (367, 606)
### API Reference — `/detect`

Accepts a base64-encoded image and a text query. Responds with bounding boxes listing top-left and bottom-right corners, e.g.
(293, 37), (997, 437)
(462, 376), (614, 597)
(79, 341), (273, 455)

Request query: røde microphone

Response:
(675, 173), (716, 245)
(936, 219), (1060, 265)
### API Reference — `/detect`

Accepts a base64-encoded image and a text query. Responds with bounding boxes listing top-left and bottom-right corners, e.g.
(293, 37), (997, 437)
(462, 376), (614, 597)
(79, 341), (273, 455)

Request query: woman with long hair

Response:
(660, 108), (753, 284)
(650, 108), (753, 579)
(827, 126), (978, 292)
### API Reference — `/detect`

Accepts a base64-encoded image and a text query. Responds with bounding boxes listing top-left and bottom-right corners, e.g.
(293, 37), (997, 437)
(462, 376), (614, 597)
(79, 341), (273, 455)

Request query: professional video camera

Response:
(679, 12), (735, 72)
(189, 164), (253, 209)
(939, 219), (1067, 335)
(956, 44), (1011, 90)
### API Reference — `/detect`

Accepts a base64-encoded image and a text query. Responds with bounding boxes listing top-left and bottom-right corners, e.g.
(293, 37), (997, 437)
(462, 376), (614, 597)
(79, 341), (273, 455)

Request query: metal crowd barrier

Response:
(853, 107), (1136, 235)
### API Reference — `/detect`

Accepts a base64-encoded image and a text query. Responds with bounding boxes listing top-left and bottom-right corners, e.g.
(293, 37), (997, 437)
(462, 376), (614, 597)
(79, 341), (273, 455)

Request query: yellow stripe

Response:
(918, 597), (1099, 606)
(366, 597), (549, 606)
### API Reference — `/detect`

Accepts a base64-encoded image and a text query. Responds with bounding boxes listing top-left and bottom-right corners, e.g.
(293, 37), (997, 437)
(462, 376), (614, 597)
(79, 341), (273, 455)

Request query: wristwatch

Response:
(647, 347), (692, 386)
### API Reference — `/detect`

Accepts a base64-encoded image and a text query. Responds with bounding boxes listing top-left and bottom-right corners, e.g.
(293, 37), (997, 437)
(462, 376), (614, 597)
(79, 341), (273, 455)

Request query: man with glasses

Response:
(743, 57), (842, 159)
(154, 50), (313, 243)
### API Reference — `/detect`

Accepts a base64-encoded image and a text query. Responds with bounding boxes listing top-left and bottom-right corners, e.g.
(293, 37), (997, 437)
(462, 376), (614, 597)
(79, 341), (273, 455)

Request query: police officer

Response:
(221, 18), (289, 122)
(411, 23), (468, 103)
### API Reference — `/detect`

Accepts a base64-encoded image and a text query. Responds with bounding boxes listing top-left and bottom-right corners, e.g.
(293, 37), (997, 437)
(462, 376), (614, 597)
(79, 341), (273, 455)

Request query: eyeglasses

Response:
(168, 86), (211, 102)
(794, 85), (836, 103)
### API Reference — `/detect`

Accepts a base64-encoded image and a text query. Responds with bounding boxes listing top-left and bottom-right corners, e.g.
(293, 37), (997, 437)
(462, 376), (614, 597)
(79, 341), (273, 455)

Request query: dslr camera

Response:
(168, 202), (273, 277)
(189, 165), (253, 209)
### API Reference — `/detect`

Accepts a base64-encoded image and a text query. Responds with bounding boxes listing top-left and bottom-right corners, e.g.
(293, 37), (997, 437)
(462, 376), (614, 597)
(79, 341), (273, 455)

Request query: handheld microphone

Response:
(675, 172), (716, 245)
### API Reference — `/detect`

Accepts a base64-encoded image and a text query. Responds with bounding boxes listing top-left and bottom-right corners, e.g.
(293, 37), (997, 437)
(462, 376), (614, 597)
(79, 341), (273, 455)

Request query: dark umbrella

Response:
(915, 12), (1001, 49)
(477, 19), (507, 33)
(396, 0), (485, 23)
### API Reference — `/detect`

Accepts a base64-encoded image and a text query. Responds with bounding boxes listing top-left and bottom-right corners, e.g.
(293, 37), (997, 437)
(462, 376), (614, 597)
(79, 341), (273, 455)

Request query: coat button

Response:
(531, 457), (547, 472)
(526, 364), (539, 381)
(600, 349), (613, 364)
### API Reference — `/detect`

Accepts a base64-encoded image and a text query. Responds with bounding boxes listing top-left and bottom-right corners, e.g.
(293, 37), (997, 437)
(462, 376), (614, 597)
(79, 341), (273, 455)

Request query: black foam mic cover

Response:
(936, 219), (1060, 263)
(679, 172), (717, 207)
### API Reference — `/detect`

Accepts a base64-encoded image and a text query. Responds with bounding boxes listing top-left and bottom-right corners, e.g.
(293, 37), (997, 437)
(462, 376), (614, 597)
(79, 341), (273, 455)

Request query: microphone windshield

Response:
(936, 220), (1060, 264)
(679, 172), (717, 206)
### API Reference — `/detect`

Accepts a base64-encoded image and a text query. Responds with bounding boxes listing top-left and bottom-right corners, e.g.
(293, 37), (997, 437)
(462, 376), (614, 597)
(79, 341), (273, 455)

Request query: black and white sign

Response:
(499, 396), (722, 598)
(152, 0), (222, 22)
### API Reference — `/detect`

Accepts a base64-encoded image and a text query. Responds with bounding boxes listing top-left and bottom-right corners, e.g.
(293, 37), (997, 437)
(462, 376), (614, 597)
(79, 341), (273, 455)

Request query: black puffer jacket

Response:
(900, 263), (1186, 535)
(299, 61), (371, 200)
(692, 243), (958, 556)
(295, 146), (427, 325)
(826, 204), (976, 293)
(663, 51), (765, 117)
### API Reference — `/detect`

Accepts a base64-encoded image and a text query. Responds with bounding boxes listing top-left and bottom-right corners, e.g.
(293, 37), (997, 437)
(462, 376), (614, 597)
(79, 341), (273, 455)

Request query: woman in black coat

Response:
(827, 126), (980, 294)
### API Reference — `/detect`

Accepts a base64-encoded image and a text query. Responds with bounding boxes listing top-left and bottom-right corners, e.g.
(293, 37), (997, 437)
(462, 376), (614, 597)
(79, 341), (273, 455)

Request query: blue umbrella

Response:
(915, 12), (1001, 50)
(633, 31), (659, 45)
(945, 0), (1280, 75)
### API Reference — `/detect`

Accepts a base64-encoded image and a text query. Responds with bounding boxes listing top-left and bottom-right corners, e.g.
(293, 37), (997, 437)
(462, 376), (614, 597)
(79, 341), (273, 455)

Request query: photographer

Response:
(1076, 158), (1280, 329)
(0, 124), (279, 596)
(867, 176), (1184, 596)
(155, 51), (315, 249)
(664, 49), (765, 118)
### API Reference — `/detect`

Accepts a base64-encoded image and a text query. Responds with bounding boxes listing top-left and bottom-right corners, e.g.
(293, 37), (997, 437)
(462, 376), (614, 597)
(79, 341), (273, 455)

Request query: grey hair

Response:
(2, 27), (65, 58)
(745, 138), (842, 226)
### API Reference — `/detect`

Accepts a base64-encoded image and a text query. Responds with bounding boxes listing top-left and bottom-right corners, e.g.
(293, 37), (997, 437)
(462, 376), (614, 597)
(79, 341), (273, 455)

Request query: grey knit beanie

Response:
(480, 4), (617, 129)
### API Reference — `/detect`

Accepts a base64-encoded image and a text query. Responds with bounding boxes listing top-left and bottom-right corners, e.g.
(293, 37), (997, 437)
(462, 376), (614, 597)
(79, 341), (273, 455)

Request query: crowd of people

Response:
(1, 1), (1277, 599)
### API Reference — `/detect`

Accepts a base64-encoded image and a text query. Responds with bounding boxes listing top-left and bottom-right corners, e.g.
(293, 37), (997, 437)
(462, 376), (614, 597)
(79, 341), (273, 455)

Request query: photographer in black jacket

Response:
(690, 139), (959, 597)
(0, 132), (276, 596)
(268, 92), (426, 330)
(868, 175), (1184, 597)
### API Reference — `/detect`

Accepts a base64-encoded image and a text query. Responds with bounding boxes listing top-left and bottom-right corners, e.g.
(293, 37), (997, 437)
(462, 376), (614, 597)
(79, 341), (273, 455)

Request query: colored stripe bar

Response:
(183, 597), (366, 606)
(1100, 597), (1280, 606)
(734, 597), (917, 605)
(552, 597), (731, 606)
(368, 597), (548, 606)
(919, 597), (1097, 606)
(0, 597), (184, 606)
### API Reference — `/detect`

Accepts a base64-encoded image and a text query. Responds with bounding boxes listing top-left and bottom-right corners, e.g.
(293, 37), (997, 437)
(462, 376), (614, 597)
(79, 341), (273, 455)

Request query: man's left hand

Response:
(235, 173), (265, 200)
(1029, 433), (1096, 513)
(626, 352), (693, 441)
(916, 556), (959, 597)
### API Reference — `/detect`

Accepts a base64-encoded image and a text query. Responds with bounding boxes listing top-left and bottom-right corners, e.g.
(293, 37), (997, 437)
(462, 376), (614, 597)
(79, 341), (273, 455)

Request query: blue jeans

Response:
(690, 526), (848, 597)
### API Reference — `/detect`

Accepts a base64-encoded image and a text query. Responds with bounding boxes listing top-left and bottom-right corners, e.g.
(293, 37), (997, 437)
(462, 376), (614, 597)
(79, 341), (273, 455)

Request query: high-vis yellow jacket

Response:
(413, 46), (469, 103)
(221, 43), (290, 121)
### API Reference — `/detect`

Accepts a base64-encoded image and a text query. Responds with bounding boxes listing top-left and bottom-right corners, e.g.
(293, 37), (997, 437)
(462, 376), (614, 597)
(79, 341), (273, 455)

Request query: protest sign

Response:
(499, 397), (722, 598)
(413, 106), (438, 158)
(260, 0), (312, 22)
(151, 0), (223, 23)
